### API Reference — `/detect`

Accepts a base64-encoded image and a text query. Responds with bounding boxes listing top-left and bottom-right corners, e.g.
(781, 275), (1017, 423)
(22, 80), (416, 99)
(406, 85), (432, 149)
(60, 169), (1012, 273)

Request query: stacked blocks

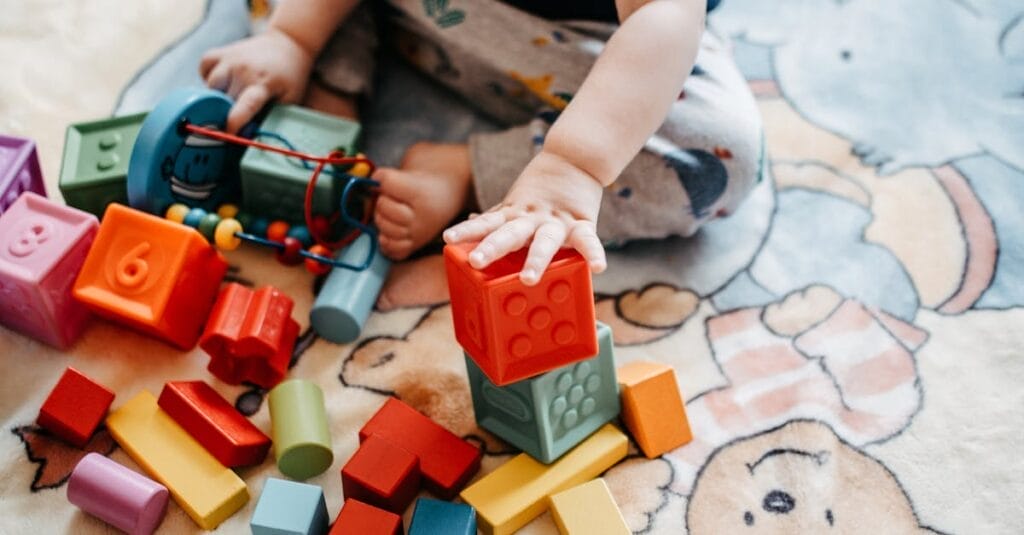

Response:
(268, 379), (334, 480)
(72, 203), (227, 349)
(37, 367), (114, 447)
(341, 433), (421, 513)
(239, 105), (361, 223)
(616, 361), (693, 458)
(465, 322), (620, 463)
(408, 498), (477, 535)
(158, 381), (271, 467)
(444, 243), (597, 386)
(547, 479), (629, 535)
(0, 135), (46, 215)
(59, 113), (146, 217)
(0, 193), (98, 348)
(200, 283), (299, 388)
(251, 478), (329, 535)
(68, 452), (169, 535)
(330, 499), (402, 535)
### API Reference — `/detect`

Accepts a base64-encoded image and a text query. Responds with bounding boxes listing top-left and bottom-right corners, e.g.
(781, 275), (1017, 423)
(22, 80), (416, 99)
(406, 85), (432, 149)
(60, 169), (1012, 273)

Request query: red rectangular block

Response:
(330, 499), (402, 535)
(37, 367), (114, 447)
(341, 433), (420, 513)
(359, 398), (481, 499)
(157, 381), (270, 467)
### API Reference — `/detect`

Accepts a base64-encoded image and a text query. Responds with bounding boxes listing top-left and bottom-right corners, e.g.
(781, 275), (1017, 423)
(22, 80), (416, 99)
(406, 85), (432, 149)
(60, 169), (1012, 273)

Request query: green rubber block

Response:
(269, 379), (333, 480)
(58, 113), (147, 217)
(251, 478), (329, 535)
(310, 233), (391, 344)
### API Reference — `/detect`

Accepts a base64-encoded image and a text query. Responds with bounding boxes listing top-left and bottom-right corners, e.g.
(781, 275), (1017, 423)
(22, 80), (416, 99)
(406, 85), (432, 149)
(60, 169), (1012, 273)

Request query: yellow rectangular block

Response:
(106, 390), (249, 529)
(460, 424), (628, 535)
(617, 361), (692, 458)
(548, 479), (629, 535)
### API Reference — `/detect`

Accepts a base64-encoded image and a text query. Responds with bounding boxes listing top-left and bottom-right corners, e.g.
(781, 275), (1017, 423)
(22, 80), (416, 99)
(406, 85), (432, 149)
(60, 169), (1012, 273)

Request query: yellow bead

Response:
(214, 218), (243, 251)
(350, 153), (371, 177)
(165, 203), (190, 224)
(216, 204), (239, 219)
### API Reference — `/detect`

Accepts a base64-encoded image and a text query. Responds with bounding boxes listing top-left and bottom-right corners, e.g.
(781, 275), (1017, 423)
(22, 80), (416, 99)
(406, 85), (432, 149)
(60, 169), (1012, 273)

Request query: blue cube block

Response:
(408, 498), (476, 535)
(466, 322), (620, 464)
(251, 478), (329, 535)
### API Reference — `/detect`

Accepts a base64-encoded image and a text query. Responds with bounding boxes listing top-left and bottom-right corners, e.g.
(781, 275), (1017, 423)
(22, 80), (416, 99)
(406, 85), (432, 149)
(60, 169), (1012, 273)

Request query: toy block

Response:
(251, 478), (329, 535)
(0, 193), (97, 348)
(106, 391), (249, 530)
(408, 498), (476, 535)
(547, 479), (629, 535)
(329, 499), (402, 535)
(616, 361), (693, 458)
(359, 397), (481, 499)
(200, 283), (299, 388)
(460, 424), (628, 535)
(310, 233), (392, 344)
(37, 367), (114, 447)
(67, 452), (169, 535)
(72, 203), (227, 349)
(444, 243), (597, 386)
(467, 322), (619, 464)
(157, 381), (271, 467)
(0, 135), (46, 215)
(240, 105), (361, 223)
(268, 379), (334, 480)
(59, 113), (146, 217)
(341, 433), (420, 513)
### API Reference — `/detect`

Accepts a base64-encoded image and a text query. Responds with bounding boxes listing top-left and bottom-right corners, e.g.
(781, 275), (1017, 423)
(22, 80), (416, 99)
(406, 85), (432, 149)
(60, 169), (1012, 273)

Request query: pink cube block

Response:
(0, 192), (98, 347)
(0, 135), (46, 216)
(68, 453), (169, 535)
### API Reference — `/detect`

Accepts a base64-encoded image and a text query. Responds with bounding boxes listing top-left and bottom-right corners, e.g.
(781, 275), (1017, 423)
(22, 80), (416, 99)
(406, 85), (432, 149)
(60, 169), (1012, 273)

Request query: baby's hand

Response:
(443, 151), (606, 286)
(199, 29), (314, 133)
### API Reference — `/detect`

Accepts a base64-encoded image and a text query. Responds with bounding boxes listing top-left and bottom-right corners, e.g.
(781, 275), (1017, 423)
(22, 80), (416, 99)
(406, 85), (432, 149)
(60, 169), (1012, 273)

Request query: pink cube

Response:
(68, 453), (169, 535)
(0, 193), (98, 347)
(0, 135), (46, 216)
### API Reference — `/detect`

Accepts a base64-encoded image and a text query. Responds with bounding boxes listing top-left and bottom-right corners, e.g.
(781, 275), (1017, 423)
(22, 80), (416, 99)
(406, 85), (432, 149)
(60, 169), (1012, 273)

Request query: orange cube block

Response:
(616, 361), (692, 458)
(73, 204), (227, 349)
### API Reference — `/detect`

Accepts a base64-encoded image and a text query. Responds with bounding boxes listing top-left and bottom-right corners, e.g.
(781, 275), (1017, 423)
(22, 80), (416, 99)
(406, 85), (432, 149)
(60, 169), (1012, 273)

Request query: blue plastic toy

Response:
(250, 478), (329, 535)
(408, 497), (476, 535)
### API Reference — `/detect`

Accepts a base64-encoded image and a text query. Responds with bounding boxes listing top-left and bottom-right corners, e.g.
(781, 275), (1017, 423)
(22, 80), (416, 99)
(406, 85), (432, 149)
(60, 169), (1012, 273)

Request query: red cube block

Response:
(444, 243), (598, 385)
(359, 397), (481, 499)
(341, 433), (420, 513)
(200, 283), (298, 388)
(37, 367), (115, 447)
(330, 499), (402, 535)
(157, 380), (271, 467)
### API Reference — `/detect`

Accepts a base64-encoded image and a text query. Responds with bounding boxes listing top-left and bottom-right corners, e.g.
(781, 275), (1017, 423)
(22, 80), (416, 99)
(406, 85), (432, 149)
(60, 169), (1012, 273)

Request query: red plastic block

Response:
(359, 397), (481, 499)
(72, 204), (227, 349)
(157, 381), (270, 467)
(341, 433), (421, 513)
(444, 243), (597, 385)
(37, 367), (114, 447)
(330, 499), (402, 535)
(0, 193), (97, 348)
(200, 283), (298, 388)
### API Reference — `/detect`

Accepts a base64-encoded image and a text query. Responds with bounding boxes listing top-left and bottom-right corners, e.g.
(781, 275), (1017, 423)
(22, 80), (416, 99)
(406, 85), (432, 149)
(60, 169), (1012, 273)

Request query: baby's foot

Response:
(373, 142), (474, 260)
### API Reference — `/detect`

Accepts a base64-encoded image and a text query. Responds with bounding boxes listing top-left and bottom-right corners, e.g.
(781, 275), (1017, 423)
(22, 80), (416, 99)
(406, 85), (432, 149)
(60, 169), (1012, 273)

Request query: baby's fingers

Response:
(227, 84), (271, 134)
(520, 222), (567, 286)
(469, 218), (537, 269)
(199, 49), (222, 79)
(443, 211), (506, 244)
(569, 222), (606, 274)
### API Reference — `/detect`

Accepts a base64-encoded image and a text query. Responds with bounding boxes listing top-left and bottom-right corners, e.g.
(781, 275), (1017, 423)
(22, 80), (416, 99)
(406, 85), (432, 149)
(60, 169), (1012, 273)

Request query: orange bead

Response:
(266, 221), (290, 243)
(305, 245), (333, 276)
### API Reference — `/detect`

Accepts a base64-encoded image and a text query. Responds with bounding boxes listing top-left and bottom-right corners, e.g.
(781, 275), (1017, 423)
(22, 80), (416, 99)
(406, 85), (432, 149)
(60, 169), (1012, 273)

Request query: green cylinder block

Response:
(268, 379), (333, 480)
(310, 233), (391, 344)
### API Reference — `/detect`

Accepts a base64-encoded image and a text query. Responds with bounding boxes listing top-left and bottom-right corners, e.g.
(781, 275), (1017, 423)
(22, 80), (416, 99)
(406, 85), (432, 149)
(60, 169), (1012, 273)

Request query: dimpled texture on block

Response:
(58, 114), (145, 217)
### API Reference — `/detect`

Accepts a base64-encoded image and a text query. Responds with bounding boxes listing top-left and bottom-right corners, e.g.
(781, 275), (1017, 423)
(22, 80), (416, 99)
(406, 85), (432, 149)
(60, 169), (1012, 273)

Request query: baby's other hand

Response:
(443, 151), (606, 286)
(200, 29), (314, 132)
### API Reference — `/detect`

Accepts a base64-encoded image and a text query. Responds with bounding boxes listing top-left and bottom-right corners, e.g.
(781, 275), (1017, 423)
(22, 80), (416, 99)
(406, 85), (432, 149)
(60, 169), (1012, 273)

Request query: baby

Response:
(200, 0), (761, 285)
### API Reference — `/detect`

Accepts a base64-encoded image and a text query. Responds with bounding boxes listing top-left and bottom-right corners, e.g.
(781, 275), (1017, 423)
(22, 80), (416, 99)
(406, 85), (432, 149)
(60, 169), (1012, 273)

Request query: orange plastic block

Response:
(72, 204), (227, 349)
(616, 361), (692, 458)
(444, 243), (597, 385)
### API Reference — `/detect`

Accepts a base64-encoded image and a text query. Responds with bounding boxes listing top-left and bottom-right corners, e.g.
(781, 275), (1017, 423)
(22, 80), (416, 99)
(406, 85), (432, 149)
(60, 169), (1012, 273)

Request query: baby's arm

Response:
(444, 0), (705, 285)
(200, 0), (361, 132)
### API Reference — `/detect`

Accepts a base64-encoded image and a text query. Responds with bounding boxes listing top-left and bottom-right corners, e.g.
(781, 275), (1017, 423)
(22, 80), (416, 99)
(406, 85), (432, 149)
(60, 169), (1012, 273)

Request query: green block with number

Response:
(59, 113), (147, 218)
(239, 105), (360, 223)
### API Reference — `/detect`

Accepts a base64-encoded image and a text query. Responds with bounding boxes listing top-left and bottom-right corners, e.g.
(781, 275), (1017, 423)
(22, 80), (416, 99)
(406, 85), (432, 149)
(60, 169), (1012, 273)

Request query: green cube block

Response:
(466, 322), (620, 464)
(239, 105), (360, 224)
(59, 113), (147, 218)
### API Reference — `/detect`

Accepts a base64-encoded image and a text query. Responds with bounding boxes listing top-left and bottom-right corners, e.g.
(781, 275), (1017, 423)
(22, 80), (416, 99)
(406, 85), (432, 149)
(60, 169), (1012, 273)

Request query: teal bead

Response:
(287, 225), (313, 248)
(250, 218), (269, 238)
(197, 213), (222, 241)
(183, 207), (207, 228)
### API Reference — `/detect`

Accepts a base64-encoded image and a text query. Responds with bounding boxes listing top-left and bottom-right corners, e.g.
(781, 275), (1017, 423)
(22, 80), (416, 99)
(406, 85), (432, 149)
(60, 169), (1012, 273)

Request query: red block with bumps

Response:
(341, 433), (420, 513)
(330, 499), (402, 535)
(444, 243), (598, 386)
(359, 397), (481, 499)
(200, 283), (298, 389)
(157, 380), (271, 467)
(37, 367), (114, 447)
